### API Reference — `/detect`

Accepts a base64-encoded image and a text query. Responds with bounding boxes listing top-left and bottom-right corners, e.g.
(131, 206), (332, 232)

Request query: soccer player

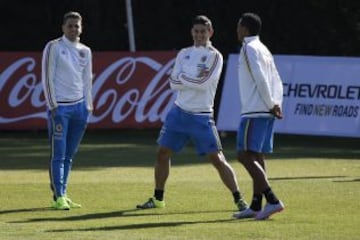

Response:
(232, 13), (284, 220)
(136, 15), (248, 211)
(41, 11), (93, 210)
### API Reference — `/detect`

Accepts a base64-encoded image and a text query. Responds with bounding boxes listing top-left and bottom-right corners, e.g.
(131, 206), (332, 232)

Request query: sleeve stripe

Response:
(169, 76), (182, 84)
(44, 41), (56, 108)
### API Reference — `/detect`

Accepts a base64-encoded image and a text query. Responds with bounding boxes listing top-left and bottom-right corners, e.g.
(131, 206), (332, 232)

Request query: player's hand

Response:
(270, 105), (283, 119)
(197, 68), (209, 78)
(51, 108), (58, 118)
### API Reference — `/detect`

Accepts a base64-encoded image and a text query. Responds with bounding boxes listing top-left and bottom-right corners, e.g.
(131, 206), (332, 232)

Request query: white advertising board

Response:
(218, 54), (360, 137)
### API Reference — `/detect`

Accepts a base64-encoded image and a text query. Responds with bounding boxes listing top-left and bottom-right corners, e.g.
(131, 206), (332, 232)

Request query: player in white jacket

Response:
(233, 13), (284, 220)
(137, 15), (248, 211)
(41, 12), (92, 210)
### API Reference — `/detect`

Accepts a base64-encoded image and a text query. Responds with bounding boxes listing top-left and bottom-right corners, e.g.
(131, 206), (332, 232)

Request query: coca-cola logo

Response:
(0, 52), (177, 129)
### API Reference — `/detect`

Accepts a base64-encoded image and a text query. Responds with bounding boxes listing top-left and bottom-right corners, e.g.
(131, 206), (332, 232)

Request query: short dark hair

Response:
(192, 15), (213, 29)
(239, 13), (261, 36)
(63, 11), (82, 24)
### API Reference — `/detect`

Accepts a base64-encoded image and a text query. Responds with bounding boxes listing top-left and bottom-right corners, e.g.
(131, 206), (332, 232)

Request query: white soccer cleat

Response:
(233, 208), (259, 219)
(255, 200), (284, 220)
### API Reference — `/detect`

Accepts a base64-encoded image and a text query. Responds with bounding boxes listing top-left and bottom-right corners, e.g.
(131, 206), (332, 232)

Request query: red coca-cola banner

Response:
(0, 51), (177, 130)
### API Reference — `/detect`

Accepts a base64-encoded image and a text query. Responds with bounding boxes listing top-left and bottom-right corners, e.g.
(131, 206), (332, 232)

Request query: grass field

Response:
(0, 130), (359, 240)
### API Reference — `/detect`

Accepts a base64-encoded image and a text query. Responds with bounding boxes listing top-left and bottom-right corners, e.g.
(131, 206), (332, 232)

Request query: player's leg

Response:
(256, 153), (266, 171)
(62, 102), (88, 208)
(208, 151), (238, 192)
(238, 151), (269, 198)
(235, 117), (283, 219)
(136, 105), (188, 209)
(234, 150), (268, 218)
(234, 117), (269, 218)
(207, 151), (248, 211)
(47, 106), (70, 210)
(136, 134), (187, 209)
(63, 103), (88, 193)
(154, 146), (172, 192)
(191, 115), (248, 211)
(255, 118), (284, 220)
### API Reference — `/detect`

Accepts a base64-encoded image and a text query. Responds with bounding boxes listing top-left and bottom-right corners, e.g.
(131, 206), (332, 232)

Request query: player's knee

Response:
(157, 146), (172, 160)
(237, 151), (249, 165)
(238, 150), (259, 165)
(208, 151), (226, 168)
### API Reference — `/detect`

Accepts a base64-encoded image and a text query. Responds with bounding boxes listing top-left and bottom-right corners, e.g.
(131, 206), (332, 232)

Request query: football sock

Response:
(154, 189), (164, 201)
(249, 193), (263, 211)
(263, 187), (279, 204)
(232, 191), (241, 203)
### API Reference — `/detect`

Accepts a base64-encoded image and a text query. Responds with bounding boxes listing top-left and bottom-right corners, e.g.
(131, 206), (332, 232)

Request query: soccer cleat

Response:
(236, 198), (249, 211)
(136, 197), (165, 209)
(255, 200), (284, 220)
(233, 207), (259, 219)
(51, 196), (70, 210)
(65, 196), (82, 208)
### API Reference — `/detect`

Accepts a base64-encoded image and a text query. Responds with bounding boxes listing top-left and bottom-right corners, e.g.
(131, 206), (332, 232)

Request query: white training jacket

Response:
(42, 35), (93, 111)
(169, 42), (223, 113)
(238, 36), (283, 117)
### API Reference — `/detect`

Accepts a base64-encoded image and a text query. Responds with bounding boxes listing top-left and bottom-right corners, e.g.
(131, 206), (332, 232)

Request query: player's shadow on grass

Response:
(269, 175), (360, 183)
(47, 218), (250, 233)
(10, 208), (143, 223)
(269, 175), (347, 181)
(9, 208), (234, 224)
(333, 178), (360, 183)
(0, 207), (53, 215)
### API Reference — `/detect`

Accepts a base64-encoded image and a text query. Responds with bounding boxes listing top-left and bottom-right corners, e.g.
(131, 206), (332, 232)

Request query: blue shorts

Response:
(157, 105), (222, 156)
(236, 117), (275, 153)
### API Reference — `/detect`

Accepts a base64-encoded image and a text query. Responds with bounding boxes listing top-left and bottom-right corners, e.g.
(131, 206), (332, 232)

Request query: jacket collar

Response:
(62, 35), (80, 48)
(243, 35), (259, 45)
(193, 41), (212, 49)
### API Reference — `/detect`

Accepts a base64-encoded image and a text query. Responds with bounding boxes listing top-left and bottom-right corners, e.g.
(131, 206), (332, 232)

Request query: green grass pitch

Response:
(0, 130), (359, 240)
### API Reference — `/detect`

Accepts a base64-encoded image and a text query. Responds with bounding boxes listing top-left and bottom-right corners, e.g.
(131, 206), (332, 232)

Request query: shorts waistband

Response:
(57, 97), (84, 105)
(176, 105), (213, 116)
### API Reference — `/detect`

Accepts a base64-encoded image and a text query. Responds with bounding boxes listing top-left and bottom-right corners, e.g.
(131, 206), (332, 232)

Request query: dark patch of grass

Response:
(0, 130), (359, 170)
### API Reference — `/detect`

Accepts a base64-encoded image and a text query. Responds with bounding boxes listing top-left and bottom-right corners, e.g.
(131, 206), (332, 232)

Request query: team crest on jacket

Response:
(79, 50), (85, 58)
